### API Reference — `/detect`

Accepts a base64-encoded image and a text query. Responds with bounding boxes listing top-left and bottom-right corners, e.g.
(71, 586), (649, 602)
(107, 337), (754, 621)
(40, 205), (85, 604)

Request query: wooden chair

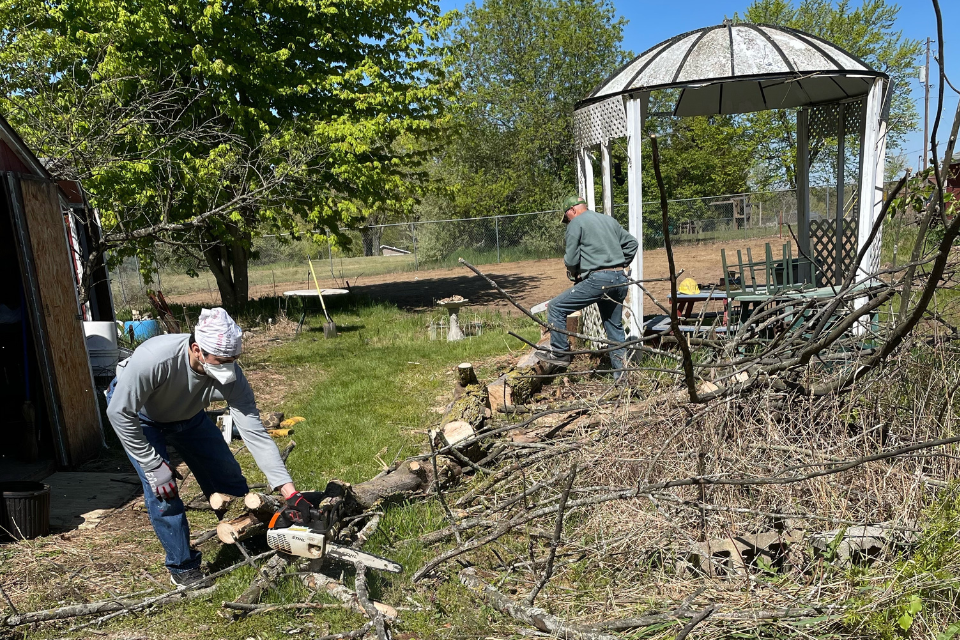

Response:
(720, 242), (817, 299)
(721, 242), (818, 331)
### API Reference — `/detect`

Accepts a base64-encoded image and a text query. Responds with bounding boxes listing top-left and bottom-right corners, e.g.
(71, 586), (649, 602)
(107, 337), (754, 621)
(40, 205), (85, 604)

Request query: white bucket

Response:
(84, 321), (119, 352)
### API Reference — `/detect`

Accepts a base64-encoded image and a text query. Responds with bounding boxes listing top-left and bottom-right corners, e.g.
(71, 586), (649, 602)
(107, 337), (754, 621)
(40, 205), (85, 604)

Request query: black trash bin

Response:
(0, 481), (51, 540)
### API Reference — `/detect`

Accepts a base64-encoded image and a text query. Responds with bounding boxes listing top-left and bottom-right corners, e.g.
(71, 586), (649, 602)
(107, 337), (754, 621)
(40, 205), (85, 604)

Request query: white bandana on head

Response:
(194, 307), (243, 357)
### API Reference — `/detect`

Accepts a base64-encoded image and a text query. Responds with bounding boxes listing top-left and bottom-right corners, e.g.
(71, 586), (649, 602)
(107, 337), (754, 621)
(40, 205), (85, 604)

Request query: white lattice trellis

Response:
(581, 304), (604, 347)
(573, 97), (628, 149)
(806, 98), (866, 286)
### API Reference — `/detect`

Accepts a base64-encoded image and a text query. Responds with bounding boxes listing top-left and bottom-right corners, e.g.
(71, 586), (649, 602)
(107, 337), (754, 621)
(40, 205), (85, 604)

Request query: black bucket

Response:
(0, 481), (51, 540)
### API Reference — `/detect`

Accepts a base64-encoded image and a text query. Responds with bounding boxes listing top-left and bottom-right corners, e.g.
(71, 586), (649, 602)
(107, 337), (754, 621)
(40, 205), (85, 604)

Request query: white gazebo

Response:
(572, 22), (891, 334)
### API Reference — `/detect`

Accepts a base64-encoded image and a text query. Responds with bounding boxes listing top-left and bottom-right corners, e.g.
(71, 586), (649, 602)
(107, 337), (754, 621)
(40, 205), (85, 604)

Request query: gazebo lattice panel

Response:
(806, 97), (865, 286)
(809, 218), (859, 286)
(573, 97), (627, 149)
(582, 304), (605, 348)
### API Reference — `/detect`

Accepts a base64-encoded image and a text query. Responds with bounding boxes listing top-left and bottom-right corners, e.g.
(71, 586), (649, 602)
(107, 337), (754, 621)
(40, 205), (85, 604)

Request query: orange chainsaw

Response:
(265, 494), (401, 574)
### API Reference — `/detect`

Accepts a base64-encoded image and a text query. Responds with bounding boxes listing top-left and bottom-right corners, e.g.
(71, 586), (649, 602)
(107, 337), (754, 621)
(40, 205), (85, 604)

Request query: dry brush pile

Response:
(401, 40), (960, 636)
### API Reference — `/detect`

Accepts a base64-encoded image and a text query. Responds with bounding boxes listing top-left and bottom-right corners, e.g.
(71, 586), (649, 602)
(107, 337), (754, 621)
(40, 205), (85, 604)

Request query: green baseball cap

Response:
(561, 195), (586, 222)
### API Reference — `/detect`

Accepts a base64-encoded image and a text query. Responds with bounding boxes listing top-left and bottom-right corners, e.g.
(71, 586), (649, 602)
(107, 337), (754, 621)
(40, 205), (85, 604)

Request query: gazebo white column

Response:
(600, 140), (613, 216)
(856, 78), (888, 283)
(625, 93), (647, 334)
(853, 78), (887, 335)
(582, 147), (596, 211)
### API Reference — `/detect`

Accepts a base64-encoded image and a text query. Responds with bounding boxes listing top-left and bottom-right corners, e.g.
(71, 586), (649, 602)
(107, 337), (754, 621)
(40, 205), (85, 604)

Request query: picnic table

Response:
(651, 289), (732, 336)
(728, 281), (878, 336)
(283, 288), (350, 334)
(657, 281), (876, 338)
(670, 289), (730, 318)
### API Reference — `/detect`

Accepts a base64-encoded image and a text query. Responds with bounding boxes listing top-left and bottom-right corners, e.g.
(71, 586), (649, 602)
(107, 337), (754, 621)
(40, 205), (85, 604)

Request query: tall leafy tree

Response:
(439, 0), (629, 216)
(0, 0), (455, 310)
(744, 0), (921, 187)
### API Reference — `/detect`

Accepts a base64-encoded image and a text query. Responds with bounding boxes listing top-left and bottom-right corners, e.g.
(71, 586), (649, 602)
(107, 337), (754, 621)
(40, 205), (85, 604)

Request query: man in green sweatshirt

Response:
(538, 196), (638, 379)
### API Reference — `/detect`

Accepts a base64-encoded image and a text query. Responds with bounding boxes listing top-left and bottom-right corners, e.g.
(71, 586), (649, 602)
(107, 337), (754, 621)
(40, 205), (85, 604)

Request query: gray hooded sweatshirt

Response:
(105, 334), (292, 489)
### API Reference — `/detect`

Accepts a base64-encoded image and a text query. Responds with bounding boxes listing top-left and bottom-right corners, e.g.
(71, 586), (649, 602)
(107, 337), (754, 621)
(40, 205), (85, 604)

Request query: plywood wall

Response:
(17, 177), (101, 465)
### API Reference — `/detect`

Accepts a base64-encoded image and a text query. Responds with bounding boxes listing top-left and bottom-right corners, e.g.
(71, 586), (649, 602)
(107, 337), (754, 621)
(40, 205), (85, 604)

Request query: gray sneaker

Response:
(535, 349), (572, 367)
(170, 567), (212, 588)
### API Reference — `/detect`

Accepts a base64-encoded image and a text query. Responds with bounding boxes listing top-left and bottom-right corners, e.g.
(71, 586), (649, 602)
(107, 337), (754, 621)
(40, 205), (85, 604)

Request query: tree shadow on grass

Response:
(304, 323), (364, 334)
(348, 272), (544, 311)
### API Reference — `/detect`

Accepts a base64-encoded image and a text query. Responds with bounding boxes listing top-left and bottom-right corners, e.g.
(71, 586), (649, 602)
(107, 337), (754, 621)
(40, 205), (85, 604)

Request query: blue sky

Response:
(438, 0), (960, 172)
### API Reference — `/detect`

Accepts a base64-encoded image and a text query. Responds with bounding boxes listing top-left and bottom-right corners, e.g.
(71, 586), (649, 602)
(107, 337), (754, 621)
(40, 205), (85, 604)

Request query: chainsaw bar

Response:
(267, 525), (402, 573)
(324, 543), (403, 574)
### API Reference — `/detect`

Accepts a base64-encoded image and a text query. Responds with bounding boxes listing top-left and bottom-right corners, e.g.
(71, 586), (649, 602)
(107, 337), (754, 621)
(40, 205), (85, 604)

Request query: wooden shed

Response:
(0, 115), (104, 475)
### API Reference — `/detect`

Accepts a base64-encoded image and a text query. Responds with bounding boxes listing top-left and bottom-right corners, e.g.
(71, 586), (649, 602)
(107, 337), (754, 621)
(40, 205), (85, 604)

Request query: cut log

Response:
(457, 362), (479, 388)
(487, 335), (554, 414)
(438, 420), (475, 448)
(566, 311), (581, 350)
(486, 378), (513, 415)
(217, 513), (266, 544)
(440, 385), (488, 429)
(244, 492), (285, 517)
(209, 493), (238, 512)
(301, 570), (398, 619)
(434, 420), (486, 463)
(350, 460), (429, 509)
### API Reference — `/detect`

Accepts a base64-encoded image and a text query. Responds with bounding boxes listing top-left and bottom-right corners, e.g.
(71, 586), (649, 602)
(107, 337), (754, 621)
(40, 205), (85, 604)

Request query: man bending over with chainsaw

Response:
(106, 307), (313, 586)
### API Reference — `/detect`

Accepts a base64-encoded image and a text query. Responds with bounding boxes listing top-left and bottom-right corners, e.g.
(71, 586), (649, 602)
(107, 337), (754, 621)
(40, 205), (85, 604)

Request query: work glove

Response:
(284, 491), (315, 525)
(144, 461), (179, 500)
(566, 267), (581, 282)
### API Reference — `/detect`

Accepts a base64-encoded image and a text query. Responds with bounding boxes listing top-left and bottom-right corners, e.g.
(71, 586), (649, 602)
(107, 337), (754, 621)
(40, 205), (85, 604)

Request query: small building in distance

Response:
(380, 244), (412, 257)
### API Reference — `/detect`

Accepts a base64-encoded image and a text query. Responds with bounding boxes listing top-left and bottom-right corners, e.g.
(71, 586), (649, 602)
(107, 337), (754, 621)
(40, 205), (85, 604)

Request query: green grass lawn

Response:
(242, 300), (538, 487)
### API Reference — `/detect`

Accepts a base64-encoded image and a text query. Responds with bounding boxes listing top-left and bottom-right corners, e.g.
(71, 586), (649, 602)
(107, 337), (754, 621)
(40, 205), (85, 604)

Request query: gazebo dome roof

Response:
(577, 23), (887, 116)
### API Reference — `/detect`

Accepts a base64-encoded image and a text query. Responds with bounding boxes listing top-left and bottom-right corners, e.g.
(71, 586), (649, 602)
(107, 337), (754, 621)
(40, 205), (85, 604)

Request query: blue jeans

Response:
(548, 270), (629, 373)
(106, 379), (249, 575)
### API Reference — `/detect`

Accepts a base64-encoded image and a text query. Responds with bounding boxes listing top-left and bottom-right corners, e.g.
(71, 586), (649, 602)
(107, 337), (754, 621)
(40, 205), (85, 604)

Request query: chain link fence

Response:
(111, 186), (886, 309)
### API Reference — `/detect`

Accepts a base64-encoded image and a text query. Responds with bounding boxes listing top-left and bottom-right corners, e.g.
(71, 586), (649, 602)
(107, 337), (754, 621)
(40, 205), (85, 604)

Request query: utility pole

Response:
(923, 37), (931, 171)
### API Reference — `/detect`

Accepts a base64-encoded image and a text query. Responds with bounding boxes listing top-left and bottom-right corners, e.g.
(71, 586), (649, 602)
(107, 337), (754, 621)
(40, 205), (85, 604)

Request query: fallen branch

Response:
(312, 624), (373, 640)
(527, 463), (577, 605)
(7, 550), (275, 629)
(459, 568), (619, 640)
(222, 601), (343, 614)
(675, 605), (716, 640)
(415, 434), (960, 580)
(301, 571), (398, 620)
(354, 562), (389, 640)
(190, 528), (220, 547)
(230, 553), (299, 610)
(2, 588), (211, 628)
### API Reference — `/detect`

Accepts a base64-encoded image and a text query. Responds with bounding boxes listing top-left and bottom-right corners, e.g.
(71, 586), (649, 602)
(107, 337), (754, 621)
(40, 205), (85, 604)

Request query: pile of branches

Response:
(398, 8), (960, 634)
(403, 337), (960, 637)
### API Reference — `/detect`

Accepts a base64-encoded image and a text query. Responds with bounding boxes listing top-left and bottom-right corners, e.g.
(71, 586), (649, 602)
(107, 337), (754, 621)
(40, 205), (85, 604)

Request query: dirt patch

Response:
(167, 234), (789, 313)
(236, 316), (306, 409)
